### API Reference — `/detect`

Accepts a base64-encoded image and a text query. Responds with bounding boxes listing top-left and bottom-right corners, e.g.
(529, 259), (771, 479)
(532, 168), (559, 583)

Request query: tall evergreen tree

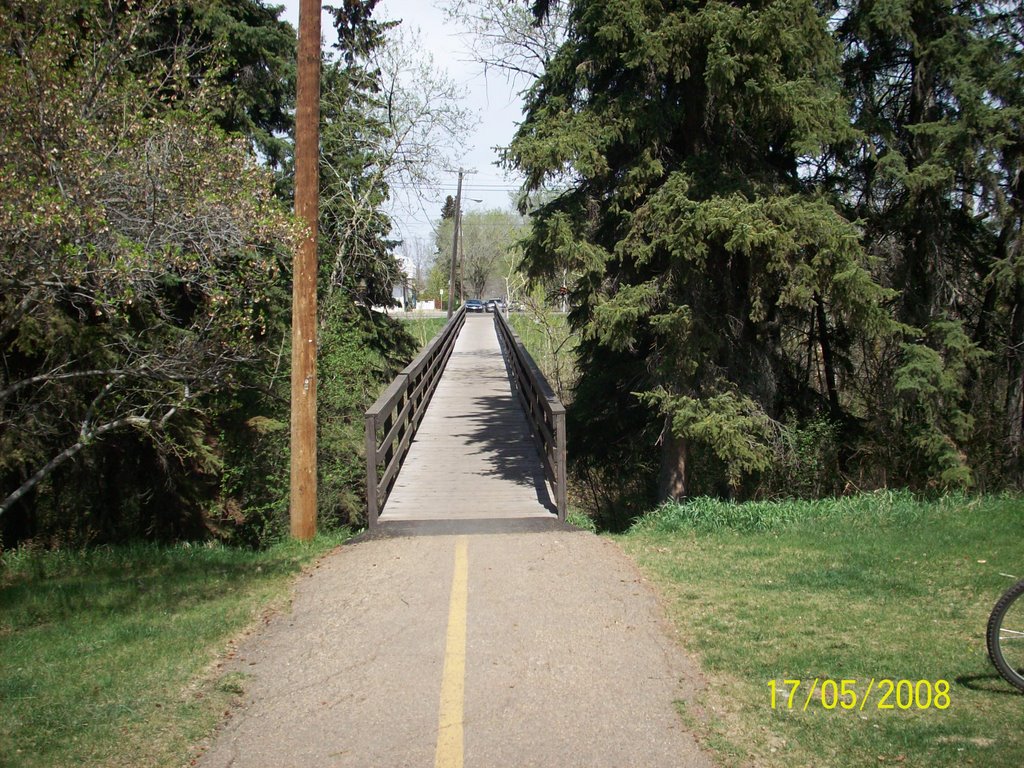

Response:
(318, 0), (401, 307)
(509, 0), (893, 510)
(441, 195), (458, 220)
(835, 0), (1023, 485)
(143, 0), (297, 169)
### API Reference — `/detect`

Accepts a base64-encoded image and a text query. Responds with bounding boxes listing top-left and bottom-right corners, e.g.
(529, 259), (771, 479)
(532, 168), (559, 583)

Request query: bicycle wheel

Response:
(987, 579), (1024, 693)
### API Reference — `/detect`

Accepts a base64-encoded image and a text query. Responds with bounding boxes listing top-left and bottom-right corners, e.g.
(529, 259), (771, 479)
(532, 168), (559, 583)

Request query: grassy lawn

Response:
(0, 534), (348, 768)
(619, 493), (1024, 768)
(401, 315), (447, 349)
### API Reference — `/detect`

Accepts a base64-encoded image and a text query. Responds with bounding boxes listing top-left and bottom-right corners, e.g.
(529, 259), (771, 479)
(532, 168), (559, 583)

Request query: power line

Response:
(388, 183), (523, 192)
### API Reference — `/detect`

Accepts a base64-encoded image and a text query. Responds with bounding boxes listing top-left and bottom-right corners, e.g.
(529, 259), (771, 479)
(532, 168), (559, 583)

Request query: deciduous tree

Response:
(0, 0), (296, 536)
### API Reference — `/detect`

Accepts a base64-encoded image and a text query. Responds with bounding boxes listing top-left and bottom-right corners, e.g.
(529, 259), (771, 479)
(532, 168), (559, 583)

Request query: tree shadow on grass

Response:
(0, 545), (302, 631)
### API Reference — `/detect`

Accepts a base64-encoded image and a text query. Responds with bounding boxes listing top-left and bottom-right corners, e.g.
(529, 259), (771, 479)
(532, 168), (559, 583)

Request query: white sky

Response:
(277, 0), (526, 255)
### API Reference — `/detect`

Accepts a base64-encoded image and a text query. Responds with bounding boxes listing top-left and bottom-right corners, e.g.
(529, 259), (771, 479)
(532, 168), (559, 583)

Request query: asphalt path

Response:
(196, 523), (713, 768)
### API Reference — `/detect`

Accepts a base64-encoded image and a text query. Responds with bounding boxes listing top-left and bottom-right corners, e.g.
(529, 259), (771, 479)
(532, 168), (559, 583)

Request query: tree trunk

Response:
(899, 3), (945, 331)
(1005, 280), (1024, 477)
(814, 293), (842, 423)
(658, 417), (688, 502)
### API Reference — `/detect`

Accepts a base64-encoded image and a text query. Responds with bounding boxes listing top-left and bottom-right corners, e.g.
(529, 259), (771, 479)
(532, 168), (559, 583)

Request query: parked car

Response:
(484, 298), (506, 313)
(464, 299), (485, 313)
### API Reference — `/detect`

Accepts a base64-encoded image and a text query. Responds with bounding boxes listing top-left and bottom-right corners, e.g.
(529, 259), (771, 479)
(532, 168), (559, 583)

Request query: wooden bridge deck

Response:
(379, 314), (557, 522)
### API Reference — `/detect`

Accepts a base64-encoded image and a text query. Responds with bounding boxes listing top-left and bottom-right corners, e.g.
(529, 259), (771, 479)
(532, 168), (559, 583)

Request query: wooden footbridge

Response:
(365, 308), (567, 528)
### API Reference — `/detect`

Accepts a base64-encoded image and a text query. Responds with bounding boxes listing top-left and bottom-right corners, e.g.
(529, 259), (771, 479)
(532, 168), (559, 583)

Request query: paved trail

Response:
(197, 524), (713, 768)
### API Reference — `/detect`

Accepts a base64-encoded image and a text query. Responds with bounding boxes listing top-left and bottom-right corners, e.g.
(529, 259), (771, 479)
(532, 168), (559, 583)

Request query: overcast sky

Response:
(277, 0), (526, 256)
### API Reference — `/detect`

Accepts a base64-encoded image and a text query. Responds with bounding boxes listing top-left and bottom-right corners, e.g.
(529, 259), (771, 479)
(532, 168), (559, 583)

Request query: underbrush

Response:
(401, 315), (447, 348)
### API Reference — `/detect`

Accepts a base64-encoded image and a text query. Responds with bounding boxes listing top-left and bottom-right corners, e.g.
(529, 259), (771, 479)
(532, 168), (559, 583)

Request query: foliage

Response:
(508, 0), (896, 508)
(832, 0), (1023, 489)
(317, 297), (421, 527)
(143, 0), (297, 170)
(319, 4), (474, 308)
(0, 0), (471, 546)
(319, 0), (401, 308)
(761, 416), (843, 499)
(508, 310), (578, 401)
(0, 0), (297, 544)
(443, 0), (568, 88)
(215, 382), (292, 547)
(504, 0), (1024, 511)
(402, 315), (448, 348)
(431, 208), (528, 300)
(639, 388), (778, 492)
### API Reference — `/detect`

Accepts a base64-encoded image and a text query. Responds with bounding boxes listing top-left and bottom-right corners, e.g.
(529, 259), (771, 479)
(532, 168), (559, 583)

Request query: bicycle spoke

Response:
(988, 580), (1024, 692)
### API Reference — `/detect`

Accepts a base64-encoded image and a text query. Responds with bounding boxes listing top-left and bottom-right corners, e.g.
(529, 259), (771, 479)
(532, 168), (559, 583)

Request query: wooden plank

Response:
(366, 375), (408, 420)
(365, 414), (379, 528)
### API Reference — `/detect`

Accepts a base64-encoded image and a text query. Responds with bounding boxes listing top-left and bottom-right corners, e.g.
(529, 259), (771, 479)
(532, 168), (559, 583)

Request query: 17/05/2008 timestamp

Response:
(769, 679), (951, 711)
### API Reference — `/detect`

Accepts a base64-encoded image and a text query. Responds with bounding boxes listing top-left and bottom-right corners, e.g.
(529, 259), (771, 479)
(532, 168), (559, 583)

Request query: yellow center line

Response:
(435, 535), (469, 768)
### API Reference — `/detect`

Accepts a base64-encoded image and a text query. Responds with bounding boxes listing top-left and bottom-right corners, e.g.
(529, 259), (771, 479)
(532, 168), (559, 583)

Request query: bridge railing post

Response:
(554, 408), (567, 521)
(365, 412), (379, 529)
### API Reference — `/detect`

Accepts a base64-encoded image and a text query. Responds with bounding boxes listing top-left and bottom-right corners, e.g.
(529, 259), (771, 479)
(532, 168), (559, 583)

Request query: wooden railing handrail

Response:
(493, 309), (568, 520)
(365, 306), (466, 528)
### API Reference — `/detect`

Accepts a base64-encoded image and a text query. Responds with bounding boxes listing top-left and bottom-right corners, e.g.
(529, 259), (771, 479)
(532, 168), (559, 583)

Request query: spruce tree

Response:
(835, 0), (1023, 485)
(509, 0), (893, 507)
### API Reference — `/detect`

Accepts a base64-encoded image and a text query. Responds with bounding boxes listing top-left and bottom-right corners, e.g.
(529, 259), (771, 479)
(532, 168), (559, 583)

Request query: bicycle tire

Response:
(987, 579), (1024, 693)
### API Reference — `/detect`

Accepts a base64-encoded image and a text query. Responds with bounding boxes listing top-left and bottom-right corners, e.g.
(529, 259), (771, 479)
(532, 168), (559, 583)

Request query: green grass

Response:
(0, 534), (348, 768)
(619, 492), (1024, 768)
(567, 508), (598, 533)
(401, 316), (447, 349)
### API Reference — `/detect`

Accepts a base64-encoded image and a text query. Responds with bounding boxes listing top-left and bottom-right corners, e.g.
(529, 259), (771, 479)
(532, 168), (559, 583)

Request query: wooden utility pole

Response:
(290, 0), (321, 540)
(446, 170), (464, 319)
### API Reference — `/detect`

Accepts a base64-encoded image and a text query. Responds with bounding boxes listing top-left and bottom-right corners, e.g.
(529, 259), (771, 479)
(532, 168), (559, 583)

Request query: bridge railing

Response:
(493, 308), (567, 520)
(364, 306), (466, 529)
